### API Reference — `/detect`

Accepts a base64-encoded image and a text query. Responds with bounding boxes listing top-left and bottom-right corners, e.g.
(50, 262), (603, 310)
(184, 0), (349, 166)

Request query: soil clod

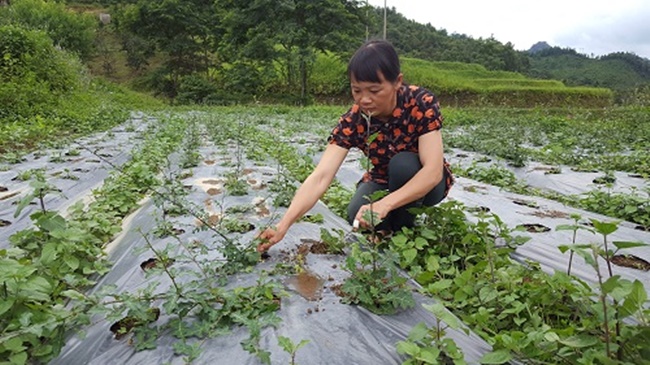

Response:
(517, 223), (551, 233)
(610, 255), (650, 271)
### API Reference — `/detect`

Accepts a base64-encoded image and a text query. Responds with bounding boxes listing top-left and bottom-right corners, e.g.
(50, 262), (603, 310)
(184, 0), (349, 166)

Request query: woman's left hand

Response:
(354, 201), (390, 230)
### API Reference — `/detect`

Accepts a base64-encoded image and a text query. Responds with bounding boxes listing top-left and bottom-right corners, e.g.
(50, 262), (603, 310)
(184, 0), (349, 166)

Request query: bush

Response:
(0, 25), (85, 119)
(176, 74), (219, 105)
(0, 0), (97, 60)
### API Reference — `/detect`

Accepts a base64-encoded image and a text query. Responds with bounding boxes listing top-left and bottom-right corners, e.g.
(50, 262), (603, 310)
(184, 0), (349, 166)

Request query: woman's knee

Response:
(388, 152), (421, 188)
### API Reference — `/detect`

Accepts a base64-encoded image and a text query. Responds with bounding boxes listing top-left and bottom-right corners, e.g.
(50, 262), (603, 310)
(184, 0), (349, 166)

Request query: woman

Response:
(257, 40), (453, 252)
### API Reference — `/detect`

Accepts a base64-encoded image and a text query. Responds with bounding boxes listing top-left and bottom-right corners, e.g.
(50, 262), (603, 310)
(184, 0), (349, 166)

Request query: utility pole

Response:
(365, 0), (369, 40)
(383, 0), (387, 39)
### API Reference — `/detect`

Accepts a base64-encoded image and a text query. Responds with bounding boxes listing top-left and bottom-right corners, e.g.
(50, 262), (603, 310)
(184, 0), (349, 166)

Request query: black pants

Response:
(346, 152), (448, 232)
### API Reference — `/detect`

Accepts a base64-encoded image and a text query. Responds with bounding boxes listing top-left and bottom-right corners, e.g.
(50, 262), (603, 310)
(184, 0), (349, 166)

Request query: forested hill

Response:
(371, 7), (650, 93)
(64, 1), (650, 94)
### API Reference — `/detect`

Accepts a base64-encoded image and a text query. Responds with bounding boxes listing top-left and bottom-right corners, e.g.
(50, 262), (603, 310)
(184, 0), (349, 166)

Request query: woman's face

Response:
(351, 71), (403, 120)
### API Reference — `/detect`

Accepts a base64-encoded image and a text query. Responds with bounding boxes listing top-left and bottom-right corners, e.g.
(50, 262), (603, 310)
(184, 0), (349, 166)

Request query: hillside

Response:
(367, 7), (650, 96)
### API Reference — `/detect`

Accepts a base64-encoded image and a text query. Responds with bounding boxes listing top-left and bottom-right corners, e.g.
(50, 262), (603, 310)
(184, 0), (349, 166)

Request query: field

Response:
(1, 106), (649, 365)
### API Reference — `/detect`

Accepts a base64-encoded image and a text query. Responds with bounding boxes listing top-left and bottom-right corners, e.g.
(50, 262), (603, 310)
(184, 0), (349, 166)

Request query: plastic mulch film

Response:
(51, 141), (496, 365)
(0, 114), (151, 247)
(450, 148), (649, 198)
(314, 147), (650, 300)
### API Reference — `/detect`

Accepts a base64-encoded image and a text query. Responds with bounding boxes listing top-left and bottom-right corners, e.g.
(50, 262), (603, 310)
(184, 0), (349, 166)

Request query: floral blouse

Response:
(328, 84), (454, 196)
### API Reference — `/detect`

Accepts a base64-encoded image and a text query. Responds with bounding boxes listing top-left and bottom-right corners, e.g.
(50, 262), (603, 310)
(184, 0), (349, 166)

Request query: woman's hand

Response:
(256, 226), (286, 252)
(354, 201), (390, 230)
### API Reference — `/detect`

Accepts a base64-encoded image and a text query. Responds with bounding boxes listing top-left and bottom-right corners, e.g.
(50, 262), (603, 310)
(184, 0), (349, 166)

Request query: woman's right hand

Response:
(256, 226), (286, 252)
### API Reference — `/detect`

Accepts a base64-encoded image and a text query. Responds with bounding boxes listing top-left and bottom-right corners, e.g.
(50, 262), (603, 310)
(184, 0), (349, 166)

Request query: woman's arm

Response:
(257, 143), (349, 251)
(355, 130), (444, 225)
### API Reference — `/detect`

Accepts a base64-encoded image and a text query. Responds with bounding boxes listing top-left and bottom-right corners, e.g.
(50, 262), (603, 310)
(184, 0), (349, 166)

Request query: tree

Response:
(114, 0), (221, 98)
(222, 0), (365, 102)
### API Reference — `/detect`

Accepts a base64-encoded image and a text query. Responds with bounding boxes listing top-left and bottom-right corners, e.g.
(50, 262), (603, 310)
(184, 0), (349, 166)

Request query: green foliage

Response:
(340, 237), (415, 315)
(0, 0), (97, 60)
(278, 336), (310, 365)
(529, 48), (650, 95)
(0, 25), (84, 120)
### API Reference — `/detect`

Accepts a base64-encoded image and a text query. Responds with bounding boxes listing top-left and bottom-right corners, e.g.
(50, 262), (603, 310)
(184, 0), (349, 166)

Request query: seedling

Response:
(277, 336), (309, 365)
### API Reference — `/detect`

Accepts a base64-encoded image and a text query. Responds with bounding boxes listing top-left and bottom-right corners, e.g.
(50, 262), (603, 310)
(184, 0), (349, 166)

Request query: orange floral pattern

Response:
(329, 84), (454, 196)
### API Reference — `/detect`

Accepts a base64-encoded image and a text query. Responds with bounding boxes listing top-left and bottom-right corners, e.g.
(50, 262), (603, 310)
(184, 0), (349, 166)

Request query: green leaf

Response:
(4, 337), (25, 353)
(423, 303), (462, 330)
(9, 351), (27, 365)
(555, 224), (577, 232)
(544, 331), (560, 342)
(427, 279), (452, 293)
(64, 255), (80, 271)
(37, 213), (66, 233)
(612, 241), (648, 250)
(620, 280), (647, 318)
(589, 219), (618, 235)
(420, 228), (437, 240)
(403, 248), (417, 265)
(414, 237), (428, 250)
(558, 335), (598, 348)
(277, 336), (292, 352)
(425, 255), (439, 272)
(391, 235), (408, 247)
(39, 242), (58, 266)
(601, 275), (621, 294)
(407, 322), (430, 342)
(396, 341), (421, 356)
(480, 350), (512, 364)
(0, 297), (15, 316)
(295, 339), (310, 351)
(418, 347), (441, 363)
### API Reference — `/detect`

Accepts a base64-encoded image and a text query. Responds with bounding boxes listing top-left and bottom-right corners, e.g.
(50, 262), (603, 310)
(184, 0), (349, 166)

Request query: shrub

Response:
(0, 25), (85, 119)
(0, 0), (97, 60)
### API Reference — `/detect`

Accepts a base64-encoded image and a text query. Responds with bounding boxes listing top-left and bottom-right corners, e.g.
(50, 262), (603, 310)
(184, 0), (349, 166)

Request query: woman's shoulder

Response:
(400, 84), (438, 108)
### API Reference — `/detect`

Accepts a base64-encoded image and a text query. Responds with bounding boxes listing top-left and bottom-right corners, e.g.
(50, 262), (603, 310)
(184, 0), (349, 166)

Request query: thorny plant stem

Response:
(140, 230), (183, 297)
(592, 245), (612, 358)
(567, 219), (579, 276)
(602, 233), (623, 360)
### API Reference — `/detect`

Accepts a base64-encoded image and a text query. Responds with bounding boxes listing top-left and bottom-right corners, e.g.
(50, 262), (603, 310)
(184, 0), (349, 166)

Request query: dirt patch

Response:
(207, 214), (220, 226)
(455, 153), (469, 158)
(255, 204), (270, 217)
(517, 223), (551, 233)
(204, 198), (213, 208)
(526, 210), (569, 219)
(86, 159), (102, 163)
(467, 206), (490, 213)
(299, 238), (342, 255)
(0, 219), (11, 227)
(512, 199), (540, 209)
(628, 174), (644, 179)
(610, 255), (650, 271)
(241, 168), (255, 175)
(202, 179), (221, 185)
(73, 168), (90, 173)
(635, 225), (649, 232)
(0, 186), (7, 192)
(206, 187), (222, 196)
(330, 283), (344, 298)
(284, 271), (324, 301)
(0, 191), (20, 201)
(204, 159), (216, 165)
(110, 308), (160, 340)
(248, 179), (266, 190)
(532, 166), (562, 174)
(140, 258), (175, 271)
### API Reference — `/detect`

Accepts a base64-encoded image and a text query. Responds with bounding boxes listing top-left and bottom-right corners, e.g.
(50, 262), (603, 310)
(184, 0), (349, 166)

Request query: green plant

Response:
(396, 304), (468, 365)
(277, 336), (310, 365)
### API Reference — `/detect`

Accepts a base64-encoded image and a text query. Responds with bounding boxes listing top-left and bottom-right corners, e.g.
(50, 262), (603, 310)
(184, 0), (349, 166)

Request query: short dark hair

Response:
(347, 40), (401, 83)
